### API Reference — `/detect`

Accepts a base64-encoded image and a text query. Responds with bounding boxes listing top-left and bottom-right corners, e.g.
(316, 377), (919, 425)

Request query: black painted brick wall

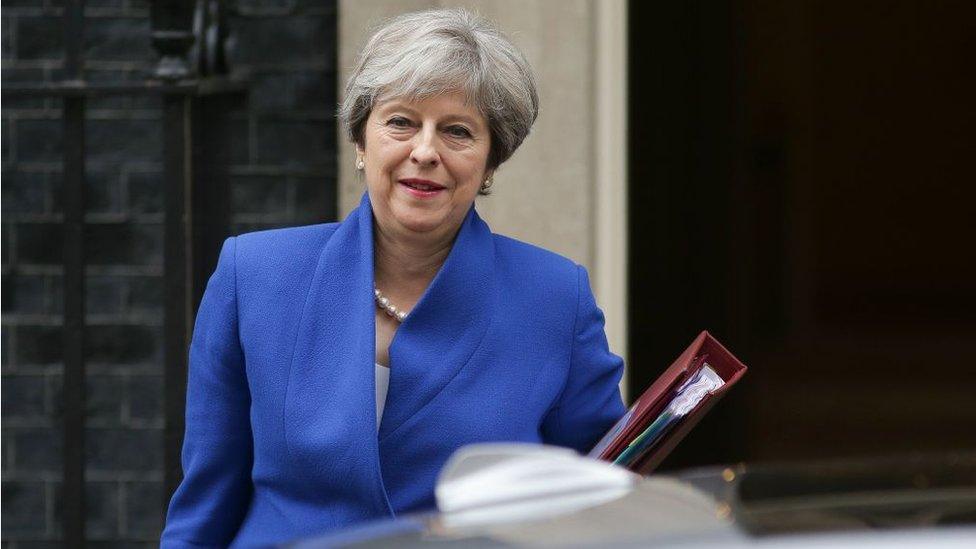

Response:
(2, 1), (338, 546)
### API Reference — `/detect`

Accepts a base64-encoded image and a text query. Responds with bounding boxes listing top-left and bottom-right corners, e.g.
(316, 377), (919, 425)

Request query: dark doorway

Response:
(628, 1), (976, 470)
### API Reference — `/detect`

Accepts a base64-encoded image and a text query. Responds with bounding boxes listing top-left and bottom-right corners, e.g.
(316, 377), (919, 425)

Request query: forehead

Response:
(373, 91), (486, 125)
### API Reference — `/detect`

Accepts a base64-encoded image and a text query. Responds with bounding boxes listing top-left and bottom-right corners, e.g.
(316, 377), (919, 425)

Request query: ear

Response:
(355, 142), (365, 156)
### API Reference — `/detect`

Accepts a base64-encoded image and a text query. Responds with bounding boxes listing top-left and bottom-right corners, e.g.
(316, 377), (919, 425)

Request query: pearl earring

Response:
(356, 157), (365, 170)
(480, 175), (494, 193)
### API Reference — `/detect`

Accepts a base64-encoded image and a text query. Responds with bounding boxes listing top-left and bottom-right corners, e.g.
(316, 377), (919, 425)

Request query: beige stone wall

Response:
(338, 0), (628, 388)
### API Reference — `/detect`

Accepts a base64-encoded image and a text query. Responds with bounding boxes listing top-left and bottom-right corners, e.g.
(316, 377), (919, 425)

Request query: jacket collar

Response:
(285, 192), (496, 456)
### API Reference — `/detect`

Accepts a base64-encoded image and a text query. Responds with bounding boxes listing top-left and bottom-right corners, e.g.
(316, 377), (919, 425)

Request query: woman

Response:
(162, 9), (625, 547)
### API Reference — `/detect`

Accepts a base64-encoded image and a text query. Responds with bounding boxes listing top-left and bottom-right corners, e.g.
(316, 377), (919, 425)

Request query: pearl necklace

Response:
(374, 287), (408, 322)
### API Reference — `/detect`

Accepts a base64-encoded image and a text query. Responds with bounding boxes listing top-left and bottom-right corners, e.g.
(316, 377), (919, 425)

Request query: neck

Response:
(373, 221), (457, 302)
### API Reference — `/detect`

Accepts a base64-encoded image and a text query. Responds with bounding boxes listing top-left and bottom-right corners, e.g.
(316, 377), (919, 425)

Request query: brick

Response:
(51, 168), (123, 216)
(87, 118), (162, 165)
(2, 67), (45, 83)
(0, 274), (11, 312)
(15, 222), (63, 265)
(126, 171), (162, 214)
(2, 116), (13, 162)
(87, 0), (127, 8)
(1, 274), (47, 315)
(48, 275), (64, 315)
(2, 170), (48, 215)
(231, 175), (287, 215)
(295, 0), (338, 11)
(126, 375), (162, 424)
(1, 374), (47, 418)
(47, 372), (63, 418)
(15, 118), (62, 163)
(6, 0), (52, 8)
(85, 536), (159, 549)
(86, 428), (162, 472)
(14, 542), (64, 549)
(85, 222), (163, 266)
(83, 73), (154, 109)
(130, 95), (161, 110)
(86, 481), (121, 539)
(237, 0), (299, 12)
(234, 15), (332, 66)
(16, 16), (65, 61)
(255, 118), (333, 167)
(3, 222), (14, 264)
(12, 428), (62, 473)
(2, 325), (14, 369)
(89, 95), (130, 111)
(124, 481), (162, 538)
(87, 374), (124, 423)
(83, 169), (124, 214)
(15, 325), (62, 366)
(2, 430), (13, 470)
(87, 275), (126, 315)
(127, 276), (163, 315)
(85, 68), (149, 85)
(224, 116), (251, 165)
(2, 68), (48, 109)
(50, 481), (123, 540)
(85, 17), (152, 62)
(3, 94), (49, 110)
(47, 170), (62, 213)
(250, 70), (334, 112)
(231, 221), (284, 235)
(86, 543), (157, 549)
(2, 16), (14, 62)
(48, 66), (70, 82)
(85, 324), (160, 365)
(292, 176), (336, 223)
(1, 481), (47, 536)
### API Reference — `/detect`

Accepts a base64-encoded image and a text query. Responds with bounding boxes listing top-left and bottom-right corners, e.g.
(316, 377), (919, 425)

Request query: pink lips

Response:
(398, 178), (446, 198)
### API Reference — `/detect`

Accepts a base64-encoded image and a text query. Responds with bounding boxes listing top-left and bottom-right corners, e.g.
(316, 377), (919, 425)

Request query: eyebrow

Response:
(377, 102), (483, 129)
(442, 114), (480, 127)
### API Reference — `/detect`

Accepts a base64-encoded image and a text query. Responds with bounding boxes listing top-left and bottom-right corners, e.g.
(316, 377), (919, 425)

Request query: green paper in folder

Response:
(613, 364), (724, 467)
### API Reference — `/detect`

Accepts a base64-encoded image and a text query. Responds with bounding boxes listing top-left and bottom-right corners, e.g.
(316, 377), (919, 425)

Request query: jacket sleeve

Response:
(541, 265), (627, 453)
(161, 237), (253, 548)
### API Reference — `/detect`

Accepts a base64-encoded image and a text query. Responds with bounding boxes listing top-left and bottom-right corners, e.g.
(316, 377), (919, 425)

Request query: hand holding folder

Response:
(588, 331), (747, 474)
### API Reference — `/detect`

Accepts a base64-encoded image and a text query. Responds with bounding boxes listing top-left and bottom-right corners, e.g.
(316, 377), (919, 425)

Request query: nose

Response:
(409, 126), (440, 168)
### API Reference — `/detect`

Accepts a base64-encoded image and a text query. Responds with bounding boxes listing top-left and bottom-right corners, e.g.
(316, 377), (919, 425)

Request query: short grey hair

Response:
(339, 8), (539, 173)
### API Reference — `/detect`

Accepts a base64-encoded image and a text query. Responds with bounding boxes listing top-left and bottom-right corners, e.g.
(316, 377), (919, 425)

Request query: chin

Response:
(392, 208), (446, 234)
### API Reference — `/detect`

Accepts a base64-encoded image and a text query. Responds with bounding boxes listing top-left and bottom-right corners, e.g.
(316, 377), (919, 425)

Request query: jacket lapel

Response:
(379, 202), (496, 441)
(283, 193), (381, 497)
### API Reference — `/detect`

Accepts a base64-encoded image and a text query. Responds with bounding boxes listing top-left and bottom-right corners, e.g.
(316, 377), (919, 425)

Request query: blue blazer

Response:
(161, 193), (626, 547)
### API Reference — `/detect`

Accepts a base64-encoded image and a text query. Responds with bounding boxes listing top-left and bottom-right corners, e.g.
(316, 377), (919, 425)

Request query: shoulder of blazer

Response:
(490, 233), (582, 311)
(231, 222), (341, 298)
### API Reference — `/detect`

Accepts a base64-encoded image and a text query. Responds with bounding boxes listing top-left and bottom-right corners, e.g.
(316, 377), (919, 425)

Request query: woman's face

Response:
(358, 91), (491, 242)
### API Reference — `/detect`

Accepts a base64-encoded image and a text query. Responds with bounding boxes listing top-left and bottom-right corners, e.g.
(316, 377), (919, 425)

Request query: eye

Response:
(387, 116), (412, 128)
(446, 125), (473, 138)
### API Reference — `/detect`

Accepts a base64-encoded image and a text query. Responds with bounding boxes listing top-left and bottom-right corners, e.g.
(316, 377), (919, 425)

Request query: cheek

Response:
(366, 151), (406, 181)
(375, 138), (412, 166)
(458, 156), (490, 188)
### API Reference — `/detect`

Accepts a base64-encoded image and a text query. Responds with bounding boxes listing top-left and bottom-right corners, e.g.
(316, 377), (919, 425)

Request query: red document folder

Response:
(588, 331), (747, 474)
